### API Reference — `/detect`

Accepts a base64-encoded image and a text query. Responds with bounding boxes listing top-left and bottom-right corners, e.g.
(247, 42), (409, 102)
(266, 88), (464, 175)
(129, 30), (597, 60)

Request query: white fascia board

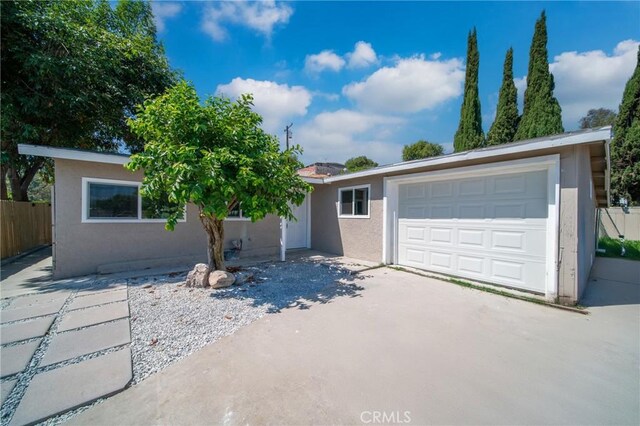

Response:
(301, 177), (324, 184)
(18, 144), (130, 165)
(322, 128), (611, 184)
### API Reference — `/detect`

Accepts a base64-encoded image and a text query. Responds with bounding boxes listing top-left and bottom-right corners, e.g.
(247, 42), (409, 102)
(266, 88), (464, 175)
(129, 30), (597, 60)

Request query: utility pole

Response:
(284, 123), (293, 150)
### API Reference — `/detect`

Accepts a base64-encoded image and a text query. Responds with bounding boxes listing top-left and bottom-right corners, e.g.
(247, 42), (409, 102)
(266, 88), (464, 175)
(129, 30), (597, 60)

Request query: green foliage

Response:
(345, 156), (378, 172)
(514, 11), (564, 140)
(402, 140), (444, 161)
(597, 237), (640, 261)
(579, 108), (617, 129)
(126, 81), (313, 232)
(487, 48), (519, 146)
(1, 0), (175, 200)
(612, 47), (640, 205)
(453, 28), (484, 152)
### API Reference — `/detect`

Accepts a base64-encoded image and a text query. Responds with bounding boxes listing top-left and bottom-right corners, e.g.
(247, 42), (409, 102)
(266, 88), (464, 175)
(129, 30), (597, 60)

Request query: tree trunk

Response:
(7, 161), (42, 202)
(0, 164), (8, 200)
(199, 211), (225, 271)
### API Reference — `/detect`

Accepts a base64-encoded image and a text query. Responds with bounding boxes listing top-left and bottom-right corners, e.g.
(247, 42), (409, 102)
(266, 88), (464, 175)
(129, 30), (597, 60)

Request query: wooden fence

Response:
(1, 201), (52, 259)
(598, 207), (640, 241)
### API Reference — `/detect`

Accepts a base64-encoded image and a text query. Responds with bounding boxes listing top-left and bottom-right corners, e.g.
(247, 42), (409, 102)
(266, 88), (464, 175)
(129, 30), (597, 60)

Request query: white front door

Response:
(286, 194), (309, 249)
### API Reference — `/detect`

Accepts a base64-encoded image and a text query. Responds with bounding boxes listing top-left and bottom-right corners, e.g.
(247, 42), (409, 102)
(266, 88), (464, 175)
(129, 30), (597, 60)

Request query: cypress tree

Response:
(611, 46), (640, 205)
(514, 11), (563, 141)
(453, 28), (484, 152)
(487, 48), (519, 145)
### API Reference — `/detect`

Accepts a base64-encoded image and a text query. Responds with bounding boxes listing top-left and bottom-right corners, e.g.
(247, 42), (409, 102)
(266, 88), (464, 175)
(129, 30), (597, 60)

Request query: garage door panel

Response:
(397, 169), (549, 293)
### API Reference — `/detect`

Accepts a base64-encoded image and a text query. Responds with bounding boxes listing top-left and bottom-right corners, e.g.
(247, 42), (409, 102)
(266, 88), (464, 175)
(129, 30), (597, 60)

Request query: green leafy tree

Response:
(345, 156), (378, 172)
(126, 81), (312, 271)
(579, 108), (617, 129)
(611, 47), (640, 205)
(402, 140), (444, 161)
(454, 28), (484, 152)
(487, 48), (519, 146)
(514, 11), (563, 140)
(1, 0), (175, 201)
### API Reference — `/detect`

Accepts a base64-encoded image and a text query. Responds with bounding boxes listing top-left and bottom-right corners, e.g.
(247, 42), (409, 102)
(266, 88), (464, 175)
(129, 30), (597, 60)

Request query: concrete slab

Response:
(0, 316), (54, 345)
(72, 267), (640, 426)
(590, 257), (640, 284)
(10, 347), (132, 425)
(67, 289), (127, 311)
(73, 283), (127, 298)
(41, 320), (130, 367)
(57, 301), (129, 332)
(0, 248), (53, 299)
(0, 339), (41, 378)
(7, 292), (70, 310)
(1, 379), (17, 406)
(0, 298), (65, 324)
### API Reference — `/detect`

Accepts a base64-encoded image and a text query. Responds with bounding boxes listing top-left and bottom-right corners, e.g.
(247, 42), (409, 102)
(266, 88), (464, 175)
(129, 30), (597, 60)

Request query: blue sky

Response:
(151, 1), (640, 165)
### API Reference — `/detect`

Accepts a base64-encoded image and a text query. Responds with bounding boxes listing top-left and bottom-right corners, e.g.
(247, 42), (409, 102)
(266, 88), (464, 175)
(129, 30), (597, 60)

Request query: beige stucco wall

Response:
(53, 159), (279, 279)
(310, 177), (384, 263)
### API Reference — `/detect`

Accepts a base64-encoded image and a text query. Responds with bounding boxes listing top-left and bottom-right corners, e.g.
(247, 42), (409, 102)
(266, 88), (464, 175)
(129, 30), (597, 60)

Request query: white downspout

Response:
(280, 217), (287, 261)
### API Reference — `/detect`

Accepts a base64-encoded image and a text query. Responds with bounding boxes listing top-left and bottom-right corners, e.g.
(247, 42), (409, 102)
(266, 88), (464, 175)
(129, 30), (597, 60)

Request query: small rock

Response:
(234, 272), (255, 285)
(185, 263), (209, 288)
(224, 315), (233, 320)
(150, 338), (158, 345)
(142, 284), (152, 289)
(209, 270), (235, 289)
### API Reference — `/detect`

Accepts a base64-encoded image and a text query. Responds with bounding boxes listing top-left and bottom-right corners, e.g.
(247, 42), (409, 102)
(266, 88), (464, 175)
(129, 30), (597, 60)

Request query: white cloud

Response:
(201, 0), (293, 42)
(216, 78), (311, 134)
(347, 41), (378, 69)
(514, 40), (639, 128)
(304, 50), (346, 73)
(342, 55), (465, 113)
(151, 2), (182, 32)
(296, 109), (405, 164)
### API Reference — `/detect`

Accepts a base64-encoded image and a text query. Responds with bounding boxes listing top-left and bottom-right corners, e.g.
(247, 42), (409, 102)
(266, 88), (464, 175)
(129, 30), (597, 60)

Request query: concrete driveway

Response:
(71, 260), (639, 425)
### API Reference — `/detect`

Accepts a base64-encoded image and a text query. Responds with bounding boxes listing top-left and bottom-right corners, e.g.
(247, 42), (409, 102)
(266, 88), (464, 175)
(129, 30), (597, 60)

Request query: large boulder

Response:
(185, 263), (209, 288)
(209, 270), (236, 289)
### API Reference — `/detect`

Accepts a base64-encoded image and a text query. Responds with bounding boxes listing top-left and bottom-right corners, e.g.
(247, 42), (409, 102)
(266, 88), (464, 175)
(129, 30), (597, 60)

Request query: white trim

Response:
(383, 154), (561, 300)
(337, 184), (371, 219)
(306, 192), (312, 249)
(301, 177), (324, 184)
(20, 144), (130, 165)
(81, 177), (186, 224)
(323, 128), (611, 184)
(280, 217), (287, 261)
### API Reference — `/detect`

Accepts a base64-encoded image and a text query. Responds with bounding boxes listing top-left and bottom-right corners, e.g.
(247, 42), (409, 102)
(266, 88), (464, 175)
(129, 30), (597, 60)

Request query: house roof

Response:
(319, 126), (611, 183)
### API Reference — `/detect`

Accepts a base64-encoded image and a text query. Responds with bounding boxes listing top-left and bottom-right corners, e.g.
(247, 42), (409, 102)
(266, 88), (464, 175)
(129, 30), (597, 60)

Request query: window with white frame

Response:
(82, 178), (185, 222)
(338, 185), (370, 217)
(226, 202), (250, 221)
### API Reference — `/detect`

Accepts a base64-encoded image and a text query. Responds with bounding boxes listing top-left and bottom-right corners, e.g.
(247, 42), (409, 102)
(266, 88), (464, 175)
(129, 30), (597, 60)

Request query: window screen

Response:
(340, 189), (353, 215)
(354, 188), (369, 215)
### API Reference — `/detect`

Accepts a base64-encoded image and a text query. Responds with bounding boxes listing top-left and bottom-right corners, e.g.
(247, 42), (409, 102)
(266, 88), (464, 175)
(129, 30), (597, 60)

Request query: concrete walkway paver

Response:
(6, 293), (70, 310)
(1, 299), (66, 324)
(0, 340), (42, 378)
(57, 300), (129, 332)
(1, 381), (17, 406)
(0, 316), (54, 345)
(41, 319), (130, 367)
(10, 347), (132, 426)
(1, 252), (133, 424)
(67, 289), (127, 311)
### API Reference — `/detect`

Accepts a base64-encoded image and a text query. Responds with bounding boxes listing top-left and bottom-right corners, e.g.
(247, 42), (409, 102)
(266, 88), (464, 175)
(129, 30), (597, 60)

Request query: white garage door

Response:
(397, 170), (548, 293)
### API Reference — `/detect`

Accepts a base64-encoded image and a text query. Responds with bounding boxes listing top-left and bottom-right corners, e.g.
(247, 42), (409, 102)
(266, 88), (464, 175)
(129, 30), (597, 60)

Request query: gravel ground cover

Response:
(33, 258), (362, 424)
(128, 259), (355, 384)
